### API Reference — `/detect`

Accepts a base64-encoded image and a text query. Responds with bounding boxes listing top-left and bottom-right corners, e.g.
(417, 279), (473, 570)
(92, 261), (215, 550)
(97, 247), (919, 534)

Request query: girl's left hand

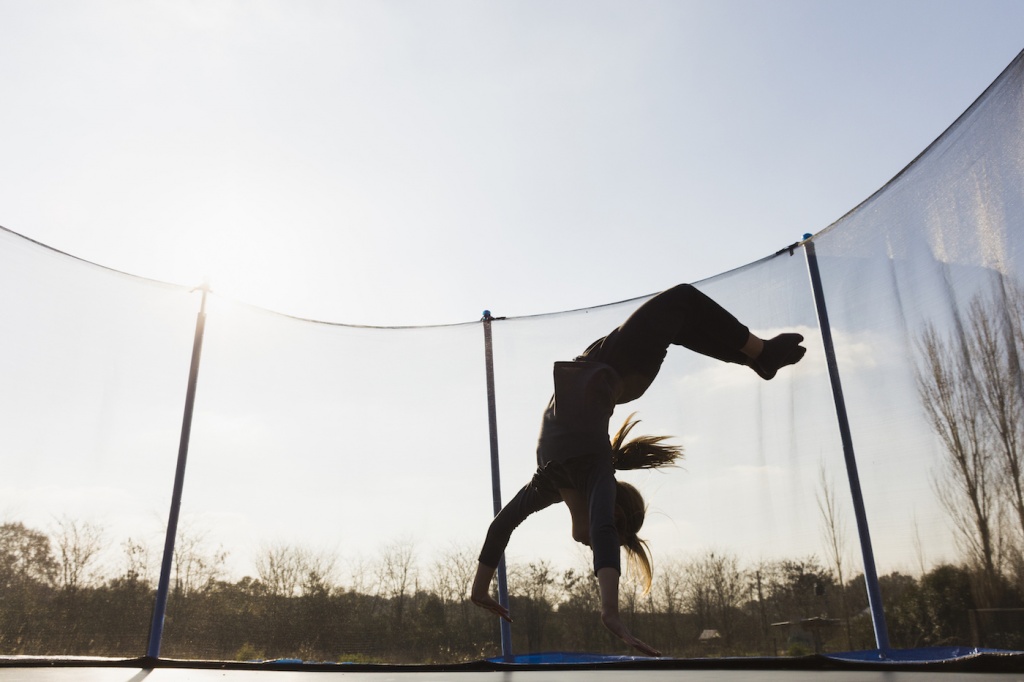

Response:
(471, 562), (512, 622)
(471, 593), (512, 622)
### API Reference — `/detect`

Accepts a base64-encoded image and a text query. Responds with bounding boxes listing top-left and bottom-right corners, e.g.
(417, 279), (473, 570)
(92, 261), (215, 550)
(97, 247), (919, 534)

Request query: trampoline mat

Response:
(2, 668), (1023, 682)
(4, 652), (1024, 682)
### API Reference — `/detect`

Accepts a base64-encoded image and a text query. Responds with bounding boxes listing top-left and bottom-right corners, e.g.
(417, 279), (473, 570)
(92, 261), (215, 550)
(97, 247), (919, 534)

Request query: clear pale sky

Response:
(3, 1), (1023, 586)
(1, 0), (1022, 327)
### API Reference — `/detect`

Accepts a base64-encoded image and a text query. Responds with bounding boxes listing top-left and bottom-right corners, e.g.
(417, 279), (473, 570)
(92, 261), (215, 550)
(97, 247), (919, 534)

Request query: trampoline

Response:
(4, 650), (1024, 680)
(2, 38), (1024, 682)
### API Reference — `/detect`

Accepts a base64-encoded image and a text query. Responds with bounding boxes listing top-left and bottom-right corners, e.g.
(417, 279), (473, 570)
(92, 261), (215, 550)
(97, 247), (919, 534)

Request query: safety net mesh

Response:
(1, 48), (1022, 663)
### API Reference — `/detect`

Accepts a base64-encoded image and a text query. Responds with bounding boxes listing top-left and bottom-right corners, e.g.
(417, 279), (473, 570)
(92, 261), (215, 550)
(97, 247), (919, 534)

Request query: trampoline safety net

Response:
(1, 48), (1023, 666)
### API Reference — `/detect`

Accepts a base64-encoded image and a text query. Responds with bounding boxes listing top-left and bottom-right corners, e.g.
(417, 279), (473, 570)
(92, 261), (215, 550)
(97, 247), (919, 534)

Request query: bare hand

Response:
(471, 592), (512, 622)
(471, 562), (512, 622)
(601, 612), (661, 657)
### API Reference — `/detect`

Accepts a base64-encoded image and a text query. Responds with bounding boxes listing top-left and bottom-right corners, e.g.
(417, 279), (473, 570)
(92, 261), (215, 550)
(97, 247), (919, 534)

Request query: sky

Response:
(1, 1), (1024, 593)
(1, 1), (1023, 326)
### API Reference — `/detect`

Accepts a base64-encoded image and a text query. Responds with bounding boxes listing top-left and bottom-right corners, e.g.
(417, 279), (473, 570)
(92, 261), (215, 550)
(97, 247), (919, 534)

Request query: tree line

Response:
(2, 518), (1022, 663)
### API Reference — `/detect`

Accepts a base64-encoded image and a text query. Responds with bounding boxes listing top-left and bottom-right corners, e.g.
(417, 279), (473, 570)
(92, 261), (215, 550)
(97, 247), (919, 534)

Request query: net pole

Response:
(146, 284), (209, 659)
(803, 238), (891, 651)
(482, 311), (513, 661)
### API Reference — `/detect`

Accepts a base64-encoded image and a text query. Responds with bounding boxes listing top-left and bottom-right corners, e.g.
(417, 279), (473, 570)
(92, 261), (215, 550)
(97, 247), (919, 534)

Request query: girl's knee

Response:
(659, 283), (700, 308)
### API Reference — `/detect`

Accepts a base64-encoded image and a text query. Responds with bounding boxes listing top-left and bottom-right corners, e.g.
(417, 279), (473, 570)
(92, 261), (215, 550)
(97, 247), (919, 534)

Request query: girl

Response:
(471, 283), (806, 655)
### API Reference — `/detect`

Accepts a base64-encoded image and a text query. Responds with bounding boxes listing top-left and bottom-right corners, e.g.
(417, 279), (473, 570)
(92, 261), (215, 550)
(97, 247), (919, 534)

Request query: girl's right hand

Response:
(596, 566), (661, 657)
(601, 611), (661, 657)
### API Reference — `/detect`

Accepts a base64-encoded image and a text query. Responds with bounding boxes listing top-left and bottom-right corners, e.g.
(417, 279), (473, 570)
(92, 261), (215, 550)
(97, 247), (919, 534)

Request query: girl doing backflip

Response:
(471, 283), (807, 656)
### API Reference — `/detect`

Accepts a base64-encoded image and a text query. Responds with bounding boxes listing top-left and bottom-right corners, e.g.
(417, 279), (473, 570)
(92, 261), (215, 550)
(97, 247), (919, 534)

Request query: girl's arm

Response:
(478, 482), (560, 570)
(597, 567), (661, 657)
(473, 482), (558, 623)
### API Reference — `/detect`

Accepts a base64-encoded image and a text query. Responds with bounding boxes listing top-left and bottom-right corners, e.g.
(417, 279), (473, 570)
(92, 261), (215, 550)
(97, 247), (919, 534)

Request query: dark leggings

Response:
(578, 284), (750, 403)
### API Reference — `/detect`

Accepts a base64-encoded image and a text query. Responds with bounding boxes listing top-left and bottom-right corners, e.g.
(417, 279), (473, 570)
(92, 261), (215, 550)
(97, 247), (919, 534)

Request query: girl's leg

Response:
(615, 283), (751, 363)
(640, 285), (805, 379)
(582, 284), (804, 402)
(578, 284), (746, 401)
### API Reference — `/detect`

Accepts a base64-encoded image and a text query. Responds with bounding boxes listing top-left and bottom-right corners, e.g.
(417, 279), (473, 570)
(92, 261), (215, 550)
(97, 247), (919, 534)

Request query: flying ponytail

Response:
(609, 413), (682, 594)
(610, 412), (683, 471)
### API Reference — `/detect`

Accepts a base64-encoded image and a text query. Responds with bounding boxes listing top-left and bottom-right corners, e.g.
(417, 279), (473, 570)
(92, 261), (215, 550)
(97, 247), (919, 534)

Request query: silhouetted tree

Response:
(817, 465), (853, 648)
(0, 521), (58, 653)
(968, 285), (1024, 550)
(508, 560), (557, 652)
(53, 517), (104, 594)
(375, 538), (417, 639)
(684, 550), (745, 644)
(916, 283), (1024, 604)
(0, 521), (57, 589)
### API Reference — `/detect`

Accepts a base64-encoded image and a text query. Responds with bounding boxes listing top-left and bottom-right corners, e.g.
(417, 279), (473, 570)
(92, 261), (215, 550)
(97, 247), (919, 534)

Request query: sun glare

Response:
(168, 224), (300, 315)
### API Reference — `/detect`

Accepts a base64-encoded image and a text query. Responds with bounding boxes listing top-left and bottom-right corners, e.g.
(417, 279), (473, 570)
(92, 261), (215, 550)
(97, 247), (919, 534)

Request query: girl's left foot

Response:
(749, 333), (806, 380)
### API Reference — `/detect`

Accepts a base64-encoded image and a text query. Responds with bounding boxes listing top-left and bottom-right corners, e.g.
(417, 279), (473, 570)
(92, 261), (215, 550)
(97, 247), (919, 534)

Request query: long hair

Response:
(609, 413), (682, 593)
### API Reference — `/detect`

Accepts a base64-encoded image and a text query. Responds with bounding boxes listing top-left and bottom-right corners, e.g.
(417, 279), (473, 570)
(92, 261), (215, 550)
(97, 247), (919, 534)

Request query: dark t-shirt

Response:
(478, 359), (623, 575)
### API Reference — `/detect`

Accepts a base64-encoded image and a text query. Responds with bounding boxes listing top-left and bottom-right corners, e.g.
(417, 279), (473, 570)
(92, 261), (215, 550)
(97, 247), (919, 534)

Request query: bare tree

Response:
(427, 543), (481, 649)
(816, 464), (852, 647)
(968, 285), (1024, 544)
(119, 537), (152, 586)
(428, 543), (477, 605)
(256, 544), (303, 597)
(511, 560), (556, 605)
(508, 560), (557, 651)
(620, 569), (643, 623)
(560, 563), (599, 612)
(172, 527), (227, 597)
(917, 320), (1000, 590)
(299, 549), (337, 597)
(652, 555), (686, 617)
(816, 464), (849, 585)
(52, 517), (104, 593)
(255, 544), (338, 598)
(911, 515), (928, 577)
(345, 554), (374, 595)
(375, 539), (417, 629)
(684, 550), (745, 642)
(915, 280), (1024, 602)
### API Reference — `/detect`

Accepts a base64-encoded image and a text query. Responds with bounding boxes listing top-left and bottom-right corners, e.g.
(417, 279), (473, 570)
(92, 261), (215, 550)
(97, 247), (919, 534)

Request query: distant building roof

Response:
(770, 616), (841, 629)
